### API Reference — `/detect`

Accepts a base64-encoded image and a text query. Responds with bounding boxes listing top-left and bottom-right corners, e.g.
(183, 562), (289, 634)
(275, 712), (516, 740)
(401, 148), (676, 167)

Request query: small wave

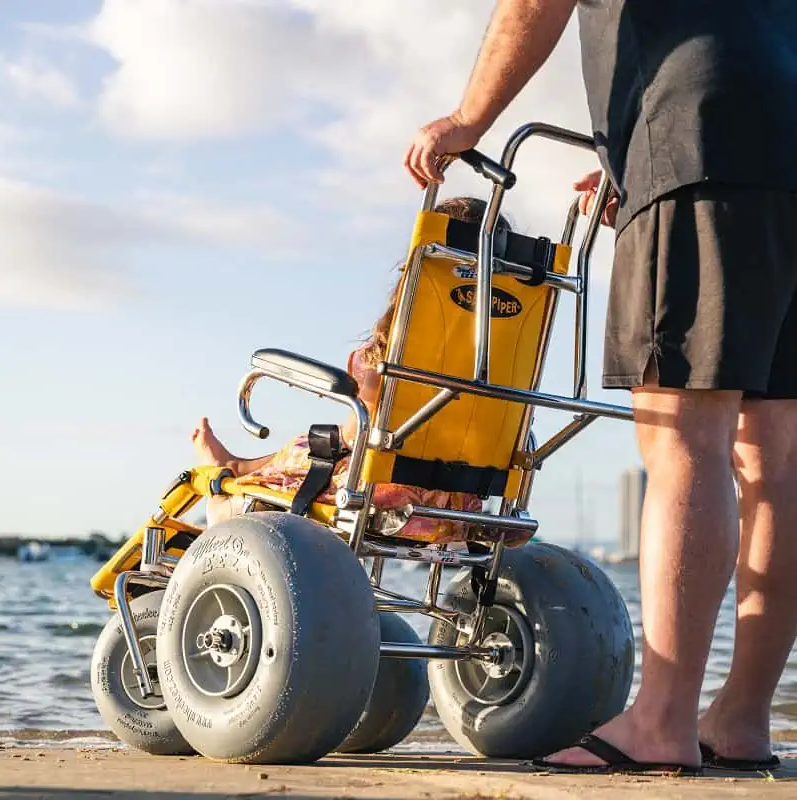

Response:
(0, 728), (121, 751)
(41, 622), (104, 637)
(3, 609), (51, 618)
(49, 672), (89, 688)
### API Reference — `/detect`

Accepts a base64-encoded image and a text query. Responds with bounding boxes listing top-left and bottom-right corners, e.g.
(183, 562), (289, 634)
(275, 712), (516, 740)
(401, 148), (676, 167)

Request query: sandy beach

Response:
(1, 739), (795, 799)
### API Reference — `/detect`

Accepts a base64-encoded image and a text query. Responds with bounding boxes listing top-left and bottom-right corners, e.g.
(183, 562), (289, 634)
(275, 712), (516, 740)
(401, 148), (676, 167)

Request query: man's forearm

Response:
(457, 0), (576, 134)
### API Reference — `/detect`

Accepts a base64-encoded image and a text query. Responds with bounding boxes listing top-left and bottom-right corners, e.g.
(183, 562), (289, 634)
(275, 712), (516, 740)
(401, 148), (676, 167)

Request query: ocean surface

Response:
(0, 552), (795, 750)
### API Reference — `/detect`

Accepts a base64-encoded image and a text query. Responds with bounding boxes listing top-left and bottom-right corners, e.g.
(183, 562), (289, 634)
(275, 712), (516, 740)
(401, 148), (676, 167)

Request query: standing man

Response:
(405, 1), (797, 774)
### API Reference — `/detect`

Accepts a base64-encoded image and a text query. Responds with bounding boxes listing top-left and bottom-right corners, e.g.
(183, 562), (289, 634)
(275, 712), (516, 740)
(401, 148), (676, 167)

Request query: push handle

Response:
(237, 370), (271, 440)
(459, 148), (517, 190)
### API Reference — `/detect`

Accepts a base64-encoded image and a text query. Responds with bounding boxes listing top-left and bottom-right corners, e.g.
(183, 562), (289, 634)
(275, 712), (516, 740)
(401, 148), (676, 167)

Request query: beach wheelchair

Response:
(88, 122), (636, 764)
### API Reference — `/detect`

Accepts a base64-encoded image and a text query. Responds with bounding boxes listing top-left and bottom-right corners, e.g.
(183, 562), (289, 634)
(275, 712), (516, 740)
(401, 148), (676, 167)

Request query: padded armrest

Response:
(251, 348), (359, 398)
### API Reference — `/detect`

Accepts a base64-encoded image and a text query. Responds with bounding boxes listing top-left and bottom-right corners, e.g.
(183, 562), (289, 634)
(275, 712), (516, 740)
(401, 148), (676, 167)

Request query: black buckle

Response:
(290, 425), (350, 516)
(515, 236), (553, 286)
(307, 424), (346, 461)
(534, 236), (554, 274)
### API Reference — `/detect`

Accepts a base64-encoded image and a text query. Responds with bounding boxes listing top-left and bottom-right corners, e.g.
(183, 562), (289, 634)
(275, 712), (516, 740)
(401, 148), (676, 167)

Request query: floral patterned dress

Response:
(231, 344), (485, 543)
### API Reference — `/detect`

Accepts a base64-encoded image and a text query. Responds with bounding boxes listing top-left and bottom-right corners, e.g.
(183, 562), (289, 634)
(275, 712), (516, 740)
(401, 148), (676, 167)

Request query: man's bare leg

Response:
(698, 399), (797, 760)
(543, 388), (742, 767)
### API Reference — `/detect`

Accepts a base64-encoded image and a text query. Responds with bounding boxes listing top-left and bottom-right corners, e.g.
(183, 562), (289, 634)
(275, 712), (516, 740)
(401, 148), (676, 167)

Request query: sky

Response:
(0, 0), (641, 544)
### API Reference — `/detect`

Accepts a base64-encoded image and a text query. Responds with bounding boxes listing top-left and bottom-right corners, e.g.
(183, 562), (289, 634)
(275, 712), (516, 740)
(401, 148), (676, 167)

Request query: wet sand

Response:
(1, 742), (795, 799)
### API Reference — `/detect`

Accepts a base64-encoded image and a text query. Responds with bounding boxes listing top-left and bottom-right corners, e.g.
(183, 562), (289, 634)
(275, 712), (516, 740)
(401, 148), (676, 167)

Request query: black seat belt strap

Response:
(290, 425), (350, 516)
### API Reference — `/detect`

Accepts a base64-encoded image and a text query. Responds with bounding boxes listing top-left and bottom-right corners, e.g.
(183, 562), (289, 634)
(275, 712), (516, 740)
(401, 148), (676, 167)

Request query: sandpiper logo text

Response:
(450, 285), (523, 318)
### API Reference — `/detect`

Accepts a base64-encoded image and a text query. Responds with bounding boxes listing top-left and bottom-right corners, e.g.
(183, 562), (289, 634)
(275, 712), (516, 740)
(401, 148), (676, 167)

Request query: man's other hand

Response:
(404, 111), (483, 189)
(574, 170), (619, 228)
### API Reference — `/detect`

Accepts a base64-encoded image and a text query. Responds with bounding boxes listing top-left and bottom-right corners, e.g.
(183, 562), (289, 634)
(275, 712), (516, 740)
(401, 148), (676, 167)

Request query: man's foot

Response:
(192, 417), (235, 468)
(698, 697), (779, 769)
(531, 734), (702, 776)
(698, 742), (780, 771)
(533, 705), (701, 773)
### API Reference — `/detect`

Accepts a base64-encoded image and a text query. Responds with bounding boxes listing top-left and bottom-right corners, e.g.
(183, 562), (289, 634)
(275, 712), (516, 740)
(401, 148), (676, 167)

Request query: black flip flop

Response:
(699, 741), (781, 772)
(530, 733), (703, 776)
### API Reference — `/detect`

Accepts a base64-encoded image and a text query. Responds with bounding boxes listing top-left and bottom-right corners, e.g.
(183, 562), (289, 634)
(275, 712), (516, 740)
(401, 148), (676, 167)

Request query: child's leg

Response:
(205, 495), (246, 527)
(192, 417), (276, 476)
(192, 417), (236, 467)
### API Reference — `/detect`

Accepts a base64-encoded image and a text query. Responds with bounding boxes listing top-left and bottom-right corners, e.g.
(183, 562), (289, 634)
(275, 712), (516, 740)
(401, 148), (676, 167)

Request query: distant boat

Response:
(51, 545), (83, 562)
(17, 541), (51, 562)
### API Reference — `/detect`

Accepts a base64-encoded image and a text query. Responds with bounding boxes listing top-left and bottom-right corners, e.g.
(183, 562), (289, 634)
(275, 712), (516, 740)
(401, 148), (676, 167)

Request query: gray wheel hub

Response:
(456, 605), (534, 706)
(481, 632), (517, 679)
(196, 614), (246, 669)
(181, 584), (263, 699)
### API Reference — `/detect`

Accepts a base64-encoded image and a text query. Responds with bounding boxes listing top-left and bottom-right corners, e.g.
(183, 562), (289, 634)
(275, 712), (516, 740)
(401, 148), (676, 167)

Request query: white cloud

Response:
(83, 2), (591, 146)
(88, 0), (369, 139)
(1, 56), (79, 108)
(137, 191), (301, 253)
(0, 177), (301, 310)
(0, 123), (30, 145)
(0, 177), (159, 310)
(0, 179), (135, 308)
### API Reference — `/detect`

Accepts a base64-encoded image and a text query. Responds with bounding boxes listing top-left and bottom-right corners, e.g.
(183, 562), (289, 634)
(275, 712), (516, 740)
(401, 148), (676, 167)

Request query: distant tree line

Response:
(0, 530), (128, 558)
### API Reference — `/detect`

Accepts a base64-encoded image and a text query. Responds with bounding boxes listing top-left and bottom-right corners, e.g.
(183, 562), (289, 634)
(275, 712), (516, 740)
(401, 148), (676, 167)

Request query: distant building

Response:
(619, 468), (647, 559)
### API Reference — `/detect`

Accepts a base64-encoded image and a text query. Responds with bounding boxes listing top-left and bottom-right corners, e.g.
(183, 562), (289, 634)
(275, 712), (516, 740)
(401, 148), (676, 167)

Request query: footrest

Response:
(251, 348), (359, 397)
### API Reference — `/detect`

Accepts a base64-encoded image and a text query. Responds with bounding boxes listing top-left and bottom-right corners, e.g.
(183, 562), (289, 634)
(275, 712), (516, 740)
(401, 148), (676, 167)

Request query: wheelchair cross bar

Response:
(390, 387), (458, 449)
(377, 361), (634, 422)
(380, 642), (501, 662)
(408, 504), (539, 535)
(425, 242), (582, 294)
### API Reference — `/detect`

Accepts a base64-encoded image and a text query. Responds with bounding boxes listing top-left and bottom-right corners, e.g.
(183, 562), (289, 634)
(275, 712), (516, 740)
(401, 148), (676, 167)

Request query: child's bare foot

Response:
(192, 417), (235, 468)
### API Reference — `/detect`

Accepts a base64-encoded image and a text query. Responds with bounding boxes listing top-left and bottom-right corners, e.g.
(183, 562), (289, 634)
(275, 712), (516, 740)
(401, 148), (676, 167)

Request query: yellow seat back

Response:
(364, 210), (569, 494)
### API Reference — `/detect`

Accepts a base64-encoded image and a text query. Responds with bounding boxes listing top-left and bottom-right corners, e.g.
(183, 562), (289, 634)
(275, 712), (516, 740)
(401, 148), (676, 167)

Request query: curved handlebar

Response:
(459, 149), (517, 190)
(237, 369), (271, 440)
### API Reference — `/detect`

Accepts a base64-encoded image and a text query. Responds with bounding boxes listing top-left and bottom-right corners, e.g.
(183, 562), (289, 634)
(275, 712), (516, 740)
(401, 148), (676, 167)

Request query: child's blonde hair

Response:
(359, 197), (512, 367)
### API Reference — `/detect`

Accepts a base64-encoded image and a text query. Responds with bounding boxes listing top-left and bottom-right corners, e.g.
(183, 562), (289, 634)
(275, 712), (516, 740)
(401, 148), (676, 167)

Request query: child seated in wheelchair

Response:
(192, 196), (511, 543)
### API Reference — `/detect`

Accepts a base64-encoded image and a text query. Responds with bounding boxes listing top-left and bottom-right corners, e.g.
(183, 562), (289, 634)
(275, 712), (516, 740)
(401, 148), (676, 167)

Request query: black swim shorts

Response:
(603, 183), (797, 398)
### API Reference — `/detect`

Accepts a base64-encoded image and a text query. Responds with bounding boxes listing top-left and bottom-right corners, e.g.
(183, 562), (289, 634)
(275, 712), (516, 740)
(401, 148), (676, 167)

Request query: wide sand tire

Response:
(337, 613), (429, 753)
(428, 542), (634, 759)
(90, 590), (194, 755)
(155, 511), (380, 764)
